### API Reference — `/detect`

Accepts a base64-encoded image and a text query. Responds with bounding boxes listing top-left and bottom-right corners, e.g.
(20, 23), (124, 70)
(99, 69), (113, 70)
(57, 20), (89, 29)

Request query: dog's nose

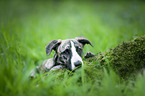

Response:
(74, 61), (82, 67)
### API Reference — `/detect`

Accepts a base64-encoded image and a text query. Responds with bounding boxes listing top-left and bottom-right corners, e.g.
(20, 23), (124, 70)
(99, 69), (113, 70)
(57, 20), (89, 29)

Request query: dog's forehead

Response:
(57, 39), (82, 53)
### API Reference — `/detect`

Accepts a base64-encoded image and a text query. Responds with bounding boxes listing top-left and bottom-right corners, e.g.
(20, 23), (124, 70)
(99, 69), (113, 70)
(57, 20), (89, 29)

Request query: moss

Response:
(84, 61), (104, 81)
(85, 35), (145, 79)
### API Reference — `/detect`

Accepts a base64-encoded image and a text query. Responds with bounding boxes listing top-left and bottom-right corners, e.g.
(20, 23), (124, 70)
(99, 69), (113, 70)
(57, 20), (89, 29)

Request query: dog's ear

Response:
(45, 39), (62, 56)
(75, 36), (93, 47)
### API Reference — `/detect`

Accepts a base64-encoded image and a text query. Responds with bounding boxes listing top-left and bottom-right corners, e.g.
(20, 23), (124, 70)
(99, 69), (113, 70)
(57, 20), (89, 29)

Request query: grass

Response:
(0, 1), (145, 96)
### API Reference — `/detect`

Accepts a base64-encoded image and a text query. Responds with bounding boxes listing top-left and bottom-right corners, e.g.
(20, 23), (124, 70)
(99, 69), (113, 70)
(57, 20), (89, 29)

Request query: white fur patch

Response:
(70, 41), (83, 70)
(50, 65), (63, 71)
(44, 58), (54, 69)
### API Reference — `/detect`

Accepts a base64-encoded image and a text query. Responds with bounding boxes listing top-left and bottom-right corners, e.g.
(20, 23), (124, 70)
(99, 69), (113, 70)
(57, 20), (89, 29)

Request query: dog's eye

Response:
(63, 49), (70, 54)
(76, 46), (83, 56)
(76, 46), (82, 52)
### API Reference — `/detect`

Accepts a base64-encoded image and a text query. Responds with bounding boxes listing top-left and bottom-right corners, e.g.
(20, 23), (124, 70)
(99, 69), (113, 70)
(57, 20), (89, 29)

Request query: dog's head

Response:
(45, 36), (93, 71)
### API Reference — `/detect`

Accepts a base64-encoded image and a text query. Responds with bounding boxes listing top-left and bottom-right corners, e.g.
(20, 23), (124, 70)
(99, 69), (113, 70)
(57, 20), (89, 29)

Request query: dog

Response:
(31, 36), (93, 77)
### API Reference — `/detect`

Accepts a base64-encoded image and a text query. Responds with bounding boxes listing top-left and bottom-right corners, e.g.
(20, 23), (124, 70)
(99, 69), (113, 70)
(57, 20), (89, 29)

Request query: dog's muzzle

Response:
(70, 41), (83, 70)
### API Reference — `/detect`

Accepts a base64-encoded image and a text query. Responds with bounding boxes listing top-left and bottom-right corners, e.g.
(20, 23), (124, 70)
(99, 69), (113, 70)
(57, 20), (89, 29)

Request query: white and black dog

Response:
(31, 36), (94, 76)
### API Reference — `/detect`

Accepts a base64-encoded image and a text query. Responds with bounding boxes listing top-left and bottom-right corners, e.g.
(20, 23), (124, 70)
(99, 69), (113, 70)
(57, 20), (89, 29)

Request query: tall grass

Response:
(0, 1), (145, 96)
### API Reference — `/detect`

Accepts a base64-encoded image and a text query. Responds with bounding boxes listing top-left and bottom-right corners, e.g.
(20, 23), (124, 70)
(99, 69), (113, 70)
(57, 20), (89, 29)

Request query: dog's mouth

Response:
(76, 64), (82, 69)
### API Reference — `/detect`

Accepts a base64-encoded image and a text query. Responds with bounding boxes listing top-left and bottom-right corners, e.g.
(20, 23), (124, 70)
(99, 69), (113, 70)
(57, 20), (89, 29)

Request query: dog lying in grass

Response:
(31, 36), (94, 77)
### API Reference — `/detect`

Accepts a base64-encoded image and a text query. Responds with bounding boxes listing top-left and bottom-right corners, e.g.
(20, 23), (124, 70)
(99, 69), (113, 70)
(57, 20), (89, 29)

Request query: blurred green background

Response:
(0, 0), (145, 96)
(1, 0), (145, 60)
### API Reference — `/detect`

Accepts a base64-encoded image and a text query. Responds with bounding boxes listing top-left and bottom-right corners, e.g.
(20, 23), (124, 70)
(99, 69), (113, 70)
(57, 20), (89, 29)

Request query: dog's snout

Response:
(74, 61), (82, 67)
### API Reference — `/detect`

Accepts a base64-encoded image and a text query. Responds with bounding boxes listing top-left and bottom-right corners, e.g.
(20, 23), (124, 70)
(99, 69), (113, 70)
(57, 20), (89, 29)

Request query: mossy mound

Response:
(85, 35), (145, 79)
